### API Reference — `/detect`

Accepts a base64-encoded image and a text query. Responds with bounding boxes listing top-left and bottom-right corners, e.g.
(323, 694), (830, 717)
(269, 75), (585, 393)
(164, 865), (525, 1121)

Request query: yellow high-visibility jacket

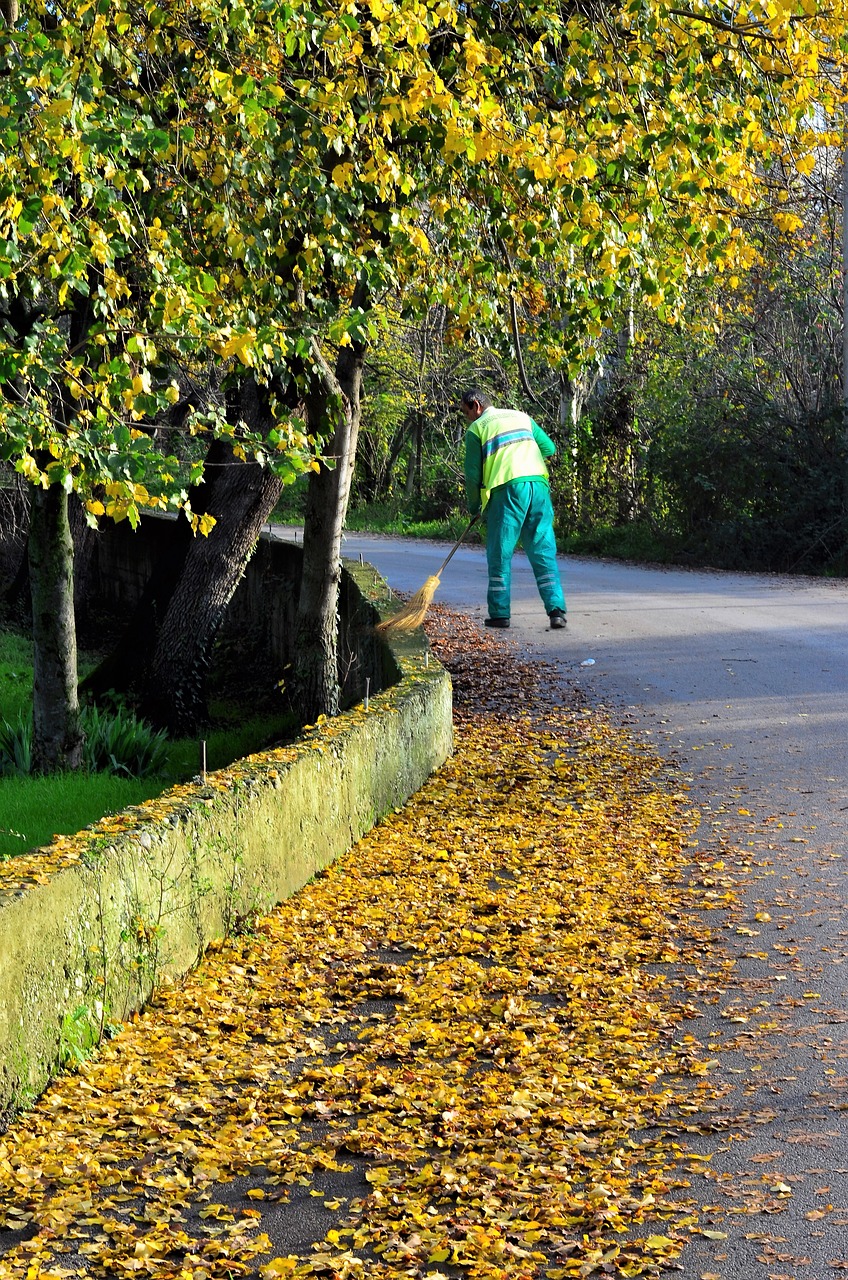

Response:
(464, 407), (556, 514)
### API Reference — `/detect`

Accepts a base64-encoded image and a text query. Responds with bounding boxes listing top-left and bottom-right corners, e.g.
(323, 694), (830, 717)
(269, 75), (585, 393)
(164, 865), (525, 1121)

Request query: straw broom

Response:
(375, 514), (480, 634)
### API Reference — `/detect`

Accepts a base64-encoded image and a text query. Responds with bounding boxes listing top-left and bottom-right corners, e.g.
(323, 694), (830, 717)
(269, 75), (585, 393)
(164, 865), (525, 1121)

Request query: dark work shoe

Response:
(484, 617), (510, 629)
(549, 610), (567, 630)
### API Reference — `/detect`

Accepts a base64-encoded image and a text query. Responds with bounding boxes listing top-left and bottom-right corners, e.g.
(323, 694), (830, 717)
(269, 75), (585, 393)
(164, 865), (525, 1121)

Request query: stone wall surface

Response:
(0, 527), (451, 1118)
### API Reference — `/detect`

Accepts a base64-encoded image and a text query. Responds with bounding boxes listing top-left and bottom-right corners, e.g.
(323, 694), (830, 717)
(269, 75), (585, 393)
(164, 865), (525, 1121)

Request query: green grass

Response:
(0, 773), (162, 859)
(0, 629), (33, 722)
(558, 521), (682, 565)
(272, 489), (484, 545)
(272, 476), (309, 523)
(0, 628), (298, 860)
(163, 707), (297, 781)
(342, 503), (479, 542)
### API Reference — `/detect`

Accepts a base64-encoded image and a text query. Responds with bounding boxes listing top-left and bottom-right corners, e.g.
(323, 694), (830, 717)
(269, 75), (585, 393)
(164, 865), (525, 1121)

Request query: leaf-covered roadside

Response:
(0, 609), (709, 1279)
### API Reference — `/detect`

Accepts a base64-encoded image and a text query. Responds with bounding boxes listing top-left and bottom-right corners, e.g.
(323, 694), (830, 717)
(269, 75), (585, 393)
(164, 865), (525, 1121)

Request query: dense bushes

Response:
(0, 704), (169, 780)
(580, 348), (847, 574)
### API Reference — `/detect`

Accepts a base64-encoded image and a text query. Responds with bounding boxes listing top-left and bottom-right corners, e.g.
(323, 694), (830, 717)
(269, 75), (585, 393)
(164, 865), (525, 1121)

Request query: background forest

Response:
(332, 142), (848, 577)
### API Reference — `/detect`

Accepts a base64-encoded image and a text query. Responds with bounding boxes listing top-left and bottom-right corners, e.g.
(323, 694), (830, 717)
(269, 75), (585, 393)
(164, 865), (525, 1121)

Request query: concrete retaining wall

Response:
(0, 542), (451, 1118)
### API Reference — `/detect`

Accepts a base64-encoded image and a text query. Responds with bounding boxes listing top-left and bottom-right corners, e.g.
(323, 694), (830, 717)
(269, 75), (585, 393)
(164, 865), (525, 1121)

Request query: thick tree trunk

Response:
(84, 379), (287, 724)
(140, 378), (285, 734)
(295, 288), (368, 721)
(141, 446), (283, 733)
(28, 480), (84, 773)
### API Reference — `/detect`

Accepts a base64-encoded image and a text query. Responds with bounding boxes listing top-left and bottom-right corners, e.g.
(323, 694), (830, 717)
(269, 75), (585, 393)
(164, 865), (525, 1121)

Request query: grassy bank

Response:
(336, 505), (678, 565)
(558, 520), (685, 565)
(344, 504), (475, 541)
(273, 484), (483, 545)
(0, 772), (163, 859)
(0, 628), (296, 860)
(329, 500), (848, 575)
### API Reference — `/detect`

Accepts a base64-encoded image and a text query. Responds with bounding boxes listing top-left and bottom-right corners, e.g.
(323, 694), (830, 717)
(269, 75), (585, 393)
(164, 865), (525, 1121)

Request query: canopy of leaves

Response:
(0, 0), (325, 528)
(2, 0), (845, 520)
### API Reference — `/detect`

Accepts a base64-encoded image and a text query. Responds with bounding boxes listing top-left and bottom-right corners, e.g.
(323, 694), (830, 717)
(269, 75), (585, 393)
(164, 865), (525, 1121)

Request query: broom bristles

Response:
(375, 575), (441, 634)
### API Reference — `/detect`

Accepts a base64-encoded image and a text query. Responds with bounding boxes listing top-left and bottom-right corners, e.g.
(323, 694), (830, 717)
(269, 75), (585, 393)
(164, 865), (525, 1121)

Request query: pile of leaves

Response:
(0, 608), (710, 1279)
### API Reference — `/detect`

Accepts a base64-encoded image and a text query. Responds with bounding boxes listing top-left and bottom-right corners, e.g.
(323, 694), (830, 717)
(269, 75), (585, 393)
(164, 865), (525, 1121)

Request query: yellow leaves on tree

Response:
(4, 0), (847, 479)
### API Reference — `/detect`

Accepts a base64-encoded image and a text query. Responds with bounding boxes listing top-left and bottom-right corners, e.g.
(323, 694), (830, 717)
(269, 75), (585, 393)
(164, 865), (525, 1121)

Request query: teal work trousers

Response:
(484, 480), (566, 619)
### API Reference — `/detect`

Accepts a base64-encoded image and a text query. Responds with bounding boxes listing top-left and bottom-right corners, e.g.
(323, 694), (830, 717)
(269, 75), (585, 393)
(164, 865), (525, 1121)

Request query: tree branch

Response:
(509, 294), (540, 406)
(668, 7), (772, 36)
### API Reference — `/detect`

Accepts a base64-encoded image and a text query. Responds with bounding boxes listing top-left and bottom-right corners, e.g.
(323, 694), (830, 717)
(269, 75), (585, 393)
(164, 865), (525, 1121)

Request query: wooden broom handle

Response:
(435, 513), (480, 578)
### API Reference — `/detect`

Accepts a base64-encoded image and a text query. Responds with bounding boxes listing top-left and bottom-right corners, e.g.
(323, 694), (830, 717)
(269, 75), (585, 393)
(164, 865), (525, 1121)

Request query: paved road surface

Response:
(297, 530), (848, 1278)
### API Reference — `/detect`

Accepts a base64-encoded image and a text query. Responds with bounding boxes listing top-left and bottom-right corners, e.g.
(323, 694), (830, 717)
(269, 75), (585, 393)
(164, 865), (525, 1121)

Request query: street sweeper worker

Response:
(461, 388), (567, 630)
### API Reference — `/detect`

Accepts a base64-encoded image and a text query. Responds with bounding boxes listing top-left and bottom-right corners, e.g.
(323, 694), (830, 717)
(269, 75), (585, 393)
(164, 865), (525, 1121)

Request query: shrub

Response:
(0, 713), (32, 777)
(0, 705), (169, 779)
(80, 704), (170, 779)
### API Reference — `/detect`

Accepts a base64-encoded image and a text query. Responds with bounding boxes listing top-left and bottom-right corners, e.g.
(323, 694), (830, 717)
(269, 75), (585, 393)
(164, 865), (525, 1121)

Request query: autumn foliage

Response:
(2, 0), (847, 507)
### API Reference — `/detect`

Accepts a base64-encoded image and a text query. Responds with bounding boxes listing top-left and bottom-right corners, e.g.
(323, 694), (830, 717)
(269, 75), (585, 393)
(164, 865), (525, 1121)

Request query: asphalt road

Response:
(319, 530), (848, 1278)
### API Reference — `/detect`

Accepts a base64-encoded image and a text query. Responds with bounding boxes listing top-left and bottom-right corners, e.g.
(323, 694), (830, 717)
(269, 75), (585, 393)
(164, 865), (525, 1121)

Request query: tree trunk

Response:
(610, 311), (640, 524)
(356, 450), (377, 503)
(84, 379), (288, 726)
(141, 453), (282, 734)
(295, 432), (354, 722)
(69, 493), (99, 626)
(295, 286), (368, 721)
(28, 480), (84, 773)
(404, 410), (424, 497)
(380, 419), (412, 500)
(142, 417), (284, 734)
